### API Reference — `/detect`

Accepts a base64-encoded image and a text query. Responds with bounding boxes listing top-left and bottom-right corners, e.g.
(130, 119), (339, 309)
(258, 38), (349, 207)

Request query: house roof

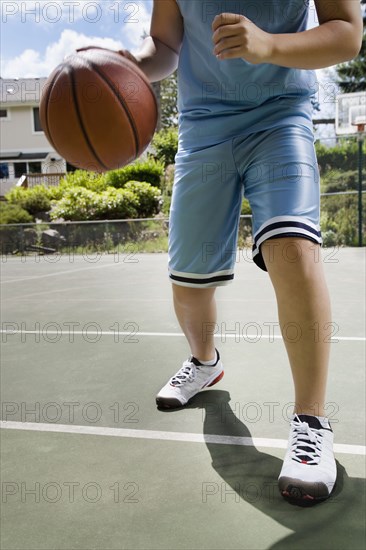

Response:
(0, 77), (48, 105)
(0, 152), (49, 161)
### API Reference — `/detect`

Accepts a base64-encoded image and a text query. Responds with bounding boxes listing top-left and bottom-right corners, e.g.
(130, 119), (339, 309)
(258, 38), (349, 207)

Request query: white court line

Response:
(1, 421), (365, 456)
(0, 261), (124, 284)
(0, 330), (365, 342)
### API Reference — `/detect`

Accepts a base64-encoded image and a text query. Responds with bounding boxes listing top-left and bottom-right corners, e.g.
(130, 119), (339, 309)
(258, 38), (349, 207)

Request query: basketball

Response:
(39, 47), (158, 172)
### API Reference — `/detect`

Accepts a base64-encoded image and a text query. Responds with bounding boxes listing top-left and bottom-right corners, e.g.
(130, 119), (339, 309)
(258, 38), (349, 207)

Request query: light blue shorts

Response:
(168, 126), (322, 287)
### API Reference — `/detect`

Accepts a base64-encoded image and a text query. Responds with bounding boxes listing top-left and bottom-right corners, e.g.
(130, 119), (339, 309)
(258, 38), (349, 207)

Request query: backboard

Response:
(336, 92), (366, 135)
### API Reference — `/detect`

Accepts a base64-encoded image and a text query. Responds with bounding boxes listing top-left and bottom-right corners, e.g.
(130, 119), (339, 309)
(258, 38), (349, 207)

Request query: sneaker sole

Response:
(279, 476), (332, 502)
(156, 370), (224, 410)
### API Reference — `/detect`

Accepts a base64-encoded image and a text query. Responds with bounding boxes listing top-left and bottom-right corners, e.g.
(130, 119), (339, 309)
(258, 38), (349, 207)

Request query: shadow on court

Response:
(163, 389), (365, 550)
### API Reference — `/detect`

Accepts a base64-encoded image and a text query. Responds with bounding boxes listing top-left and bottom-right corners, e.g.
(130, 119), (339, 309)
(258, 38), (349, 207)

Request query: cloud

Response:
(1, 29), (124, 78)
(121, 1), (152, 52)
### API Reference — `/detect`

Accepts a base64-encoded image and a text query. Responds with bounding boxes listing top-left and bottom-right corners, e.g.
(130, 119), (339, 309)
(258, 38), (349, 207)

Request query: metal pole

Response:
(358, 135), (364, 247)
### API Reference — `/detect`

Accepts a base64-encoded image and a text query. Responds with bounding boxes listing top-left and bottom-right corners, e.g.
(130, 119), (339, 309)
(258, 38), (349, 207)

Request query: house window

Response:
(0, 163), (9, 179)
(14, 162), (27, 178)
(0, 109), (8, 118)
(28, 162), (42, 174)
(33, 107), (43, 132)
(66, 162), (77, 173)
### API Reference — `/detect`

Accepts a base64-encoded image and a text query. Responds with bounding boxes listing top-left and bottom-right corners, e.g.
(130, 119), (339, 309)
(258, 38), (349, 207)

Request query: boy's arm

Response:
(212, 0), (363, 69)
(122, 0), (183, 82)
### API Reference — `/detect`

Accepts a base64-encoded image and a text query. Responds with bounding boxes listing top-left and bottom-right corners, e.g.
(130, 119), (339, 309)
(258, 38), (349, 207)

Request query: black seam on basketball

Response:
(43, 68), (63, 151)
(87, 61), (140, 158)
(122, 57), (159, 142)
(68, 65), (108, 171)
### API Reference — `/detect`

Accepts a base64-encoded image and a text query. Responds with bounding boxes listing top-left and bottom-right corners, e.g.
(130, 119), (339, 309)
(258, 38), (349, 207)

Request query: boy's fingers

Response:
(212, 23), (238, 45)
(212, 12), (245, 32)
(216, 46), (243, 60)
(214, 36), (242, 56)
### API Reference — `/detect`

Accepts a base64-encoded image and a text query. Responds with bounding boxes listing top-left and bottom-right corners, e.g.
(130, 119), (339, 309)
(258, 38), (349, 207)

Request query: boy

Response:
(123, 0), (362, 501)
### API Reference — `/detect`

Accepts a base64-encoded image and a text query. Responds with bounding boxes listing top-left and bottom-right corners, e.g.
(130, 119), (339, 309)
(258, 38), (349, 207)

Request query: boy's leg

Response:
(261, 237), (336, 500)
(156, 284), (224, 408)
(261, 237), (330, 417)
(157, 139), (241, 408)
(172, 284), (217, 361)
(237, 126), (336, 500)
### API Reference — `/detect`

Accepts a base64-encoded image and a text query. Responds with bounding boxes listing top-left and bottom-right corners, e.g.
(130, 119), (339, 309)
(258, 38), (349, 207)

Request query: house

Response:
(0, 76), (162, 197)
(0, 77), (66, 196)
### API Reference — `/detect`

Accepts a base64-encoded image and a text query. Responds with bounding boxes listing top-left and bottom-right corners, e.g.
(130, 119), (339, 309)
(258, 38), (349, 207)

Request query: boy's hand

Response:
(212, 13), (273, 64)
(118, 49), (140, 66)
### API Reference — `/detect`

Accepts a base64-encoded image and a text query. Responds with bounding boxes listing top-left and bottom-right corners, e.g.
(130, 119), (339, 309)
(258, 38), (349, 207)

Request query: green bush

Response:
(315, 140), (363, 172)
(151, 127), (178, 166)
(5, 186), (27, 205)
(6, 185), (51, 215)
(104, 159), (164, 189)
(50, 187), (98, 221)
(59, 170), (108, 192)
(320, 194), (366, 246)
(49, 181), (161, 221)
(241, 199), (252, 215)
(95, 188), (139, 220)
(321, 170), (359, 193)
(124, 181), (162, 218)
(0, 202), (34, 224)
(160, 164), (175, 216)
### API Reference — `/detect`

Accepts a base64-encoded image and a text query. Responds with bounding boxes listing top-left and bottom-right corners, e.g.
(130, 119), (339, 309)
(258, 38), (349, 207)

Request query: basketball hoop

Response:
(352, 116), (366, 135)
(336, 92), (366, 136)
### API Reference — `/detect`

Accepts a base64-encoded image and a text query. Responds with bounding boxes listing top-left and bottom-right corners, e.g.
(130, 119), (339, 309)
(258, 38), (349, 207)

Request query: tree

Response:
(336, 0), (366, 92)
(159, 71), (179, 128)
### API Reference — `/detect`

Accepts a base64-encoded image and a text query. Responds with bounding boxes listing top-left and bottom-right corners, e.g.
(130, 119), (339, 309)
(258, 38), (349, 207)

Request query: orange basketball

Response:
(39, 47), (158, 172)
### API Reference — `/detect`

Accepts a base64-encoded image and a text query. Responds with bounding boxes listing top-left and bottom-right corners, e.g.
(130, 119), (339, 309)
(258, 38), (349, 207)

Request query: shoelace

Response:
(290, 415), (323, 465)
(170, 360), (198, 387)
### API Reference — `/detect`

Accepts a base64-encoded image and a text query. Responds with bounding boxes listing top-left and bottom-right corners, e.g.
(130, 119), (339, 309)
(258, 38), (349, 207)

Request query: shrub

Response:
(321, 170), (359, 193)
(104, 159), (164, 189)
(5, 186), (27, 205)
(50, 187), (99, 221)
(59, 170), (108, 192)
(124, 181), (161, 218)
(47, 182), (68, 201)
(49, 185), (156, 221)
(95, 188), (139, 220)
(0, 203), (34, 224)
(241, 199), (252, 215)
(320, 194), (366, 246)
(161, 164), (175, 215)
(151, 127), (178, 166)
(321, 230), (338, 248)
(5, 185), (51, 215)
(315, 140), (363, 172)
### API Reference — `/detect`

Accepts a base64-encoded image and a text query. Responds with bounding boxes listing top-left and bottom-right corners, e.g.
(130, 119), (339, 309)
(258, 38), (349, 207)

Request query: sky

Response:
(1, 0), (153, 77)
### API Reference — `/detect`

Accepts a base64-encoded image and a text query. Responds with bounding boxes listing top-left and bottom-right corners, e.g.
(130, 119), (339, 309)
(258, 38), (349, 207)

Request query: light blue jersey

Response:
(176, 0), (317, 147)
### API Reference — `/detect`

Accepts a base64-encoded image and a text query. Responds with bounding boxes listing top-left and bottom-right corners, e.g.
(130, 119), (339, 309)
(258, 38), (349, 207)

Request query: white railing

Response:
(16, 173), (66, 188)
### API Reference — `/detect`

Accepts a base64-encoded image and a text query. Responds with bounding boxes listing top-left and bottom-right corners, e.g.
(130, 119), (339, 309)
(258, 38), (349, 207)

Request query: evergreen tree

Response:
(336, 0), (366, 92)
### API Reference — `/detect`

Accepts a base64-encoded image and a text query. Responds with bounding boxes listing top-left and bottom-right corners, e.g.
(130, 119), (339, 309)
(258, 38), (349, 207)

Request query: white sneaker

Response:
(156, 350), (224, 409)
(278, 414), (337, 501)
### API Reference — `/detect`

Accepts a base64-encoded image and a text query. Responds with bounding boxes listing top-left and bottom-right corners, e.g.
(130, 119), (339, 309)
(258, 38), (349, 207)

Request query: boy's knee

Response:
(262, 238), (322, 278)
